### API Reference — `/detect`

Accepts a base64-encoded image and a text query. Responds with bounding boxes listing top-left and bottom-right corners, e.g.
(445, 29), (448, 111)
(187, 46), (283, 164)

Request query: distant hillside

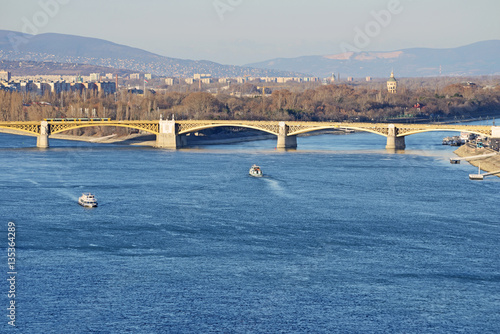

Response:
(0, 30), (300, 78)
(246, 40), (500, 78)
(0, 59), (134, 77)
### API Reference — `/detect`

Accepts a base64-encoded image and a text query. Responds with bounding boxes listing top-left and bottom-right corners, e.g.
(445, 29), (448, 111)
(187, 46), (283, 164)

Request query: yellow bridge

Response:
(0, 119), (497, 150)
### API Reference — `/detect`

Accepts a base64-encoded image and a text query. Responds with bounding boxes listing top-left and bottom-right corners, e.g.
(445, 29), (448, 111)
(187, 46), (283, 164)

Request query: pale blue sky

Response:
(1, 0), (499, 65)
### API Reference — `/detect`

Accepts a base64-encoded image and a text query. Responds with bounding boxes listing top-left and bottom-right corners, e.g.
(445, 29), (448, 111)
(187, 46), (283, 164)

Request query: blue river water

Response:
(0, 124), (499, 333)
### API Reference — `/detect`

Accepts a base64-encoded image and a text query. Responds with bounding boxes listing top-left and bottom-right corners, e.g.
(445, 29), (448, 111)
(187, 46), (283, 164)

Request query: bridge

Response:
(0, 119), (498, 150)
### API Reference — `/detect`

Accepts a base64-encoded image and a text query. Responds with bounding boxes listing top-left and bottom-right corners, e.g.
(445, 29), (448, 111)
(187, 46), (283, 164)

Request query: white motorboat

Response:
(78, 193), (98, 207)
(469, 164), (484, 181)
(249, 164), (263, 177)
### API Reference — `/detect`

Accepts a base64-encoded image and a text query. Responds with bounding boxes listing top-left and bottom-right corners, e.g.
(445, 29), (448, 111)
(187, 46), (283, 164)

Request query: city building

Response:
(89, 73), (100, 82)
(44, 81), (71, 94)
(165, 78), (174, 85)
(82, 82), (98, 91)
(15, 81), (38, 93)
(262, 77), (277, 83)
(193, 73), (211, 80)
(130, 73), (141, 80)
(4, 78), (115, 95)
(0, 70), (11, 81)
(366, 77), (372, 82)
(145, 73), (152, 80)
(387, 71), (397, 94)
(277, 77), (292, 83)
(490, 138), (500, 151)
(71, 83), (86, 93)
(347, 77), (353, 82)
(185, 78), (194, 85)
(95, 81), (117, 94)
(0, 81), (16, 92)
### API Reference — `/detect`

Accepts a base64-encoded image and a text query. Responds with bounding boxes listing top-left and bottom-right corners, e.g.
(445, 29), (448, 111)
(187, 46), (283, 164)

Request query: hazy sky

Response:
(1, 0), (499, 65)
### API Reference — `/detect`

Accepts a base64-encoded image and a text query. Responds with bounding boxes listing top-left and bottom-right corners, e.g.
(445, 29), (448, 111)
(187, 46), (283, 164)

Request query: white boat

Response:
(249, 164), (263, 177)
(78, 193), (98, 207)
(469, 174), (484, 180)
(469, 164), (484, 181)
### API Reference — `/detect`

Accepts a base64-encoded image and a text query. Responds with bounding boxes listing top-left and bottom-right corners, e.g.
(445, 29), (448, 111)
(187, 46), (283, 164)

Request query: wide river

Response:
(0, 122), (499, 333)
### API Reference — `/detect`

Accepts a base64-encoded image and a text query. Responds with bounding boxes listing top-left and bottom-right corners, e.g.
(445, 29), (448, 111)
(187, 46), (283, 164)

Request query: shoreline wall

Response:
(454, 144), (500, 177)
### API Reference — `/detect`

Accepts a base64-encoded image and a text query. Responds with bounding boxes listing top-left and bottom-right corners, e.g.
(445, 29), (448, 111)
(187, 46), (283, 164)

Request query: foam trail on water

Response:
(26, 179), (40, 186)
(58, 189), (79, 201)
(26, 178), (78, 201)
(262, 178), (295, 199)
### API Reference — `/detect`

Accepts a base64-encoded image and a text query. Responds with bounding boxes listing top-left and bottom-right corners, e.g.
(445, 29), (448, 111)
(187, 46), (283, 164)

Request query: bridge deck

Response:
(0, 120), (494, 138)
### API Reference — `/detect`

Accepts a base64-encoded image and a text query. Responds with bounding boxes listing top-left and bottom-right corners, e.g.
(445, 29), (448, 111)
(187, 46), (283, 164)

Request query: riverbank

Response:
(0, 128), (156, 145)
(0, 128), (353, 147)
(0, 128), (277, 146)
(454, 144), (500, 177)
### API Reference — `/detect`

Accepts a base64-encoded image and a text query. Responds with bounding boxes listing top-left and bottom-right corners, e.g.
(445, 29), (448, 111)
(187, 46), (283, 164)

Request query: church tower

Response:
(387, 71), (397, 94)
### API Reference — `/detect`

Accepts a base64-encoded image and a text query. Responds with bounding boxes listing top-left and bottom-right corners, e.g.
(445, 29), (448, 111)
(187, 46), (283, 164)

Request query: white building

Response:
(193, 73), (212, 80)
(89, 73), (100, 82)
(0, 70), (11, 81)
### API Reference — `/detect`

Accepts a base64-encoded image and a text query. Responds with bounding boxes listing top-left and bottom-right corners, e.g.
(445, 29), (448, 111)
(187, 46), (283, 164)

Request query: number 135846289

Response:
(7, 221), (16, 327)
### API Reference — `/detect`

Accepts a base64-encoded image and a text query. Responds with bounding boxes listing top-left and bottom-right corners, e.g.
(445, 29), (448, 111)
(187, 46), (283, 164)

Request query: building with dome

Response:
(387, 71), (397, 94)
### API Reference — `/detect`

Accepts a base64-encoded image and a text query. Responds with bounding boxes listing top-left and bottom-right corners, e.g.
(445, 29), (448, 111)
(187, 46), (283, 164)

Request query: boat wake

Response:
(26, 178), (79, 201)
(54, 188), (79, 202)
(25, 179), (40, 186)
(262, 178), (295, 199)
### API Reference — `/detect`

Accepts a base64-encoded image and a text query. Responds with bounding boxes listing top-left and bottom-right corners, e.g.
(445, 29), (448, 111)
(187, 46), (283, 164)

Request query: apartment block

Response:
(0, 70), (11, 81)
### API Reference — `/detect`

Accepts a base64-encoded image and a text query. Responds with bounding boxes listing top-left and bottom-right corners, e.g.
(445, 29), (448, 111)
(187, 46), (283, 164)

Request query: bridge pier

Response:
(277, 122), (297, 150)
(156, 119), (186, 149)
(386, 124), (405, 150)
(36, 121), (49, 148)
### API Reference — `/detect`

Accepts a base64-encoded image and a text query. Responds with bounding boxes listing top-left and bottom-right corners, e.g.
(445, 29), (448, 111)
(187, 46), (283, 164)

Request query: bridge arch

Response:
(49, 122), (159, 135)
(398, 128), (488, 137)
(0, 124), (40, 136)
(178, 123), (279, 136)
(288, 125), (388, 137)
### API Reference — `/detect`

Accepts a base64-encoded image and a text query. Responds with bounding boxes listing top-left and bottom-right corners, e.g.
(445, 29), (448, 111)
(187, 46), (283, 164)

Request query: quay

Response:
(469, 168), (500, 180)
(454, 144), (500, 179)
(450, 152), (498, 164)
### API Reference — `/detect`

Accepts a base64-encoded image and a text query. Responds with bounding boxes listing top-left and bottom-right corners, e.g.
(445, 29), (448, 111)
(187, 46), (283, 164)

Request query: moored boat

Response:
(78, 193), (98, 207)
(469, 164), (484, 181)
(249, 164), (263, 177)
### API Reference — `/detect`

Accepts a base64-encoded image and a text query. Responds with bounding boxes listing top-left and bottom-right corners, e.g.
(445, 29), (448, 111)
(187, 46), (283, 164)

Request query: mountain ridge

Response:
(245, 40), (500, 78)
(0, 30), (301, 78)
(1, 30), (498, 79)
